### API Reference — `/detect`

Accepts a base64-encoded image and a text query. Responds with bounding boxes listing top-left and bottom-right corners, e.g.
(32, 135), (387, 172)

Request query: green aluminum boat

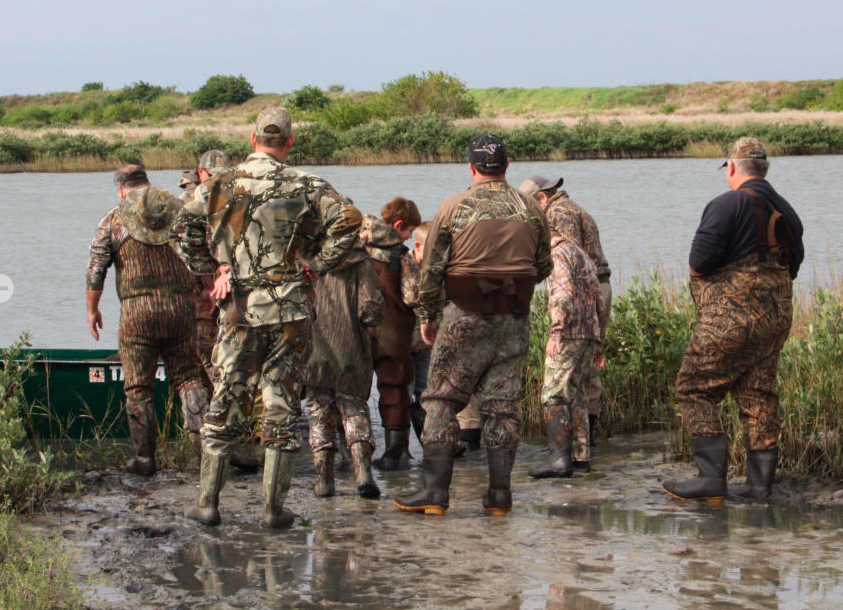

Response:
(17, 348), (177, 439)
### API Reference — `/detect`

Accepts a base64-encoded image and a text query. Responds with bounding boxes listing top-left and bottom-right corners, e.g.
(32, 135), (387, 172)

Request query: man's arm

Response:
(546, 245), (575, 357)
(688, 197), (733, 275)
(85, 209), (117, 341)
(302, 189), (363, 276)
(533, 207), (553, 283)
(86, 289), (103, 341)
(417, 212), (451, 325)
(358, 259), (385, 328)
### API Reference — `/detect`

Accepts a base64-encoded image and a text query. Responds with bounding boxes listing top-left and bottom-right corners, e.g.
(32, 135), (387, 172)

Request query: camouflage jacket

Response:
(547, 236), (602, 342)
(359, 214), (414, 268)
(304, 242), (384, 396)
(87, 206), (128, 291)
(169, 152), (362, 327)
(401, 253), (421, 308)
(418, 178), (552, 323)
(545, 192), (611, 280)
(178, 170), (200, 203)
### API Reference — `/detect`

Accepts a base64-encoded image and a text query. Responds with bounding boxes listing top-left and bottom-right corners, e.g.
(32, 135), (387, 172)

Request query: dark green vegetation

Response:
(521, 275), (843, 481)
(190, 74), (255, 110)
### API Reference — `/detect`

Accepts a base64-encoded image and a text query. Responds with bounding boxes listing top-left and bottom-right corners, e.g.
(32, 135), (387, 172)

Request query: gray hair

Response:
(734, 158), (769, 178)
(114, 164), (149, 188)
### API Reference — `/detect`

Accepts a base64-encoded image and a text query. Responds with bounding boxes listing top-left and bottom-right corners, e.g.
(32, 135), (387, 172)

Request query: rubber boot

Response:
(572, 460), (591, 473)
(350, 442), (380, 499)
(126, 402), (157, 476)
(455, 428), (482, 458)
(393, 445), (454, 515)
(663, 435), (728, 507)
(528, 414), (573, 479)
(312, 449), (335, 497)
(483, 447), (516, 516)
(184, 451), (227, 525)
(409, 401), (426, 445)
(373, 429), (411, 471)
(337, 425), (353, 472)
(588, 413), (598, 448)
(262, 447), (297, 528)
(728, 448), (778, 503)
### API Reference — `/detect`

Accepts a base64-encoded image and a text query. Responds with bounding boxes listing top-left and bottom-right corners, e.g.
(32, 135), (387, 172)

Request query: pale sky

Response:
(2, 0), (842, 96)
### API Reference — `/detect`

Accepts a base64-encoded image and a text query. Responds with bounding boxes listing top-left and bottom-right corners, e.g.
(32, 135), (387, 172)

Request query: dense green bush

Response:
(376, 71), (478, 118)
(290, 85), (331, 111)
(36, 132), (116, 158)
(774, 86), (824, 110)
(108, 80), (168, 105)
(320, 97), (373, 130)
(288, 122), (340, 163)
(81, 81), (103, 92)
(0, 337), (69, 512)
(101, 100), (144, 123)
(0, 133), (35, 163)
(190, 74), (254, 109)
(822, 79), (843, 111)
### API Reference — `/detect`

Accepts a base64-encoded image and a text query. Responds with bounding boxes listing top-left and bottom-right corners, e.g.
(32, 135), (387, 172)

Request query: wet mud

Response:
(29, 431), (843, 609)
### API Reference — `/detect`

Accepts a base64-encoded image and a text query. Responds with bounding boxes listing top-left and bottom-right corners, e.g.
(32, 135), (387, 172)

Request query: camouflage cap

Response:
(119, 186), (181, 246)
(254, 107), (292, 139)
(466, 133), (508, 171)
(518, 175), (564, 197)
(720, 137), (767, 168)
(198, 149), (232, 173)
(178, 169), (199, 190)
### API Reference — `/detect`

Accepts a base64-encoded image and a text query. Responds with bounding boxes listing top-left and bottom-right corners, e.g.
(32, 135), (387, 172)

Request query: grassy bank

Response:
(521, 274), (843, 481)
(5, 116), (843, 173)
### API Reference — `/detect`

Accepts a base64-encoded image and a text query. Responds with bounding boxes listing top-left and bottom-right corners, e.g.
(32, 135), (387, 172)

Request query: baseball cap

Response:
(254, 107), (292, 139)
(466, 133), (508, 171)
(198, 149), (232, 173)
(719, 137), (767, 169)
(518, 175), (564, 197)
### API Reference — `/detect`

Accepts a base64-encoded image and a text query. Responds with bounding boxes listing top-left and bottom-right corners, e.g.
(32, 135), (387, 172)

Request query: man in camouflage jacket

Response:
(520, 175), (611, 450)
(529, 233), (603, 478)
(394, 134), (552, 517)
(303, 240), (383, 499)
(86, 164), (209, 476)
(171, 108), (362, 528)
(664, 137), (804, 506)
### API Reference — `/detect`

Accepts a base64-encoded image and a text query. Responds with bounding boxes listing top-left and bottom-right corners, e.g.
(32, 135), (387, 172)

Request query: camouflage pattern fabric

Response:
(541, 339), (598, 462)
(417, 180), (552, 324)
(119, 186), (181, 246)
(179, 170), (200, 202)
(546, 237), (602, 341)
(401, 252), (420, 308)
(586, 282), (613, 416)
(195, 318), (219, 387)
(675, 254), (793, 451)
(544, 192), (611, 280)
(170, 152), (362, 327)
(305, 389), (375, 453)
(420, 303), (530, 449)
(456, 395), (482, 430)
(202, 318), (312, 454)
(303, 242), (383, 398)
(360, 214), (405, 264)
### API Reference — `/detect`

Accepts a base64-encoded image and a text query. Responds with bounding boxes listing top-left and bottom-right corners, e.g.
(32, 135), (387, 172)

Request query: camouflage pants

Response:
(457, 396), (482, 430)
(542, 339), (598, 461)
(305, 388), (375, 453)
(675, 257), (792, 451)
(421, 303), (529, 449)
(585, 281), (612, 416)
(195, 318), (219, 388)
(119, 300), (206, 432)
(201, 318), (312, 454)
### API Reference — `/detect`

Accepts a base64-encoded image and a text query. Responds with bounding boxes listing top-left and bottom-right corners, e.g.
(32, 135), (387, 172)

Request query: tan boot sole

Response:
(663, 486), (725, 508)
(393, 499), (447, 515)
(486, 507), (510, 516)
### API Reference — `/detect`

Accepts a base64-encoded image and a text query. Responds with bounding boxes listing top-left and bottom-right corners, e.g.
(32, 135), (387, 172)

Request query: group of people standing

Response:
(86, 105), (804, 527)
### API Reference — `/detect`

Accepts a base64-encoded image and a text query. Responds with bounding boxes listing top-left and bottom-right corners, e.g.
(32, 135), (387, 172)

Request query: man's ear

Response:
(250, 132), (257, 149)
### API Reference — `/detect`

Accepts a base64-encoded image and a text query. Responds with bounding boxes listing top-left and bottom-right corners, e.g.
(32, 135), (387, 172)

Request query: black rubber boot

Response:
(728, 448), (778, 503)
(393, 445), (454, 515)
(409, 402), (426, 445)
(373, 429), (410, 471)
(483, 447), (516, 515)
(350, 442), (380, 499)
(588, 413), (598, 448)
(663, 435), (728, 507)
(455, 428), (482, 458)
(126, 402), (157, 476)
(528, 413), (573, 479)
(572, 460), (591, 473)
(312, 449), (335, 497)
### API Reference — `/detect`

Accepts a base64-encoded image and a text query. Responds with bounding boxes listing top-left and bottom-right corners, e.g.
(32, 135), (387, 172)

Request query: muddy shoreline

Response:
(26, 431), (843, 609)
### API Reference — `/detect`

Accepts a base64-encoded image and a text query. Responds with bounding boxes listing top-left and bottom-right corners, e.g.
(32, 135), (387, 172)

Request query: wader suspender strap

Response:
(740, 187), (789, 259)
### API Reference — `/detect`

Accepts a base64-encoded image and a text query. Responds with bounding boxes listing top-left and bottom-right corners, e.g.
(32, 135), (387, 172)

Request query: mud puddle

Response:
(30, 431), (843, 609)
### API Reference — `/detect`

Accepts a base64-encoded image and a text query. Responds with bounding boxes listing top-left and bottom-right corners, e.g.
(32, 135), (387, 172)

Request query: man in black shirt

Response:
(663, 137), (804, 505)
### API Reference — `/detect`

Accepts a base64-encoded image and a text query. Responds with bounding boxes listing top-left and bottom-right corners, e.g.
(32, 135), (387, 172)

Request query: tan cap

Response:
(518, 175), (564, 198)
(119, 186), (180, 245)
(198, 149), (232, 173)
(254, 107), (292, 139)
(720, 137), (767, 168)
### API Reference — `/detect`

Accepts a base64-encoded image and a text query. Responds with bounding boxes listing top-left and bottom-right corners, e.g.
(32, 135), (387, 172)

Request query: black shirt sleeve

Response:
(689, 194), (736, 274)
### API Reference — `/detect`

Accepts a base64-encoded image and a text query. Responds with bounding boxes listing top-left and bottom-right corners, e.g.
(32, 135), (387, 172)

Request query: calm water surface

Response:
(1, 156), (842, 348)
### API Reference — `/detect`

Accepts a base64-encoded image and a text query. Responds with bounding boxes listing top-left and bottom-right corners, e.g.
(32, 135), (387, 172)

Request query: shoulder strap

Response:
(739, 187), (789, 257)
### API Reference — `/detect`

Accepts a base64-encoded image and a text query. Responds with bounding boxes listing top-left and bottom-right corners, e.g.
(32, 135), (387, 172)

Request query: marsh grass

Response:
(522, 273), (843, 480)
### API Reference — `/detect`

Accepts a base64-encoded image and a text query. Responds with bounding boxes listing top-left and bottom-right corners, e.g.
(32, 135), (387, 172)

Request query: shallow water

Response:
(44, 432), (843, 610)
(2, 156), (843, 348)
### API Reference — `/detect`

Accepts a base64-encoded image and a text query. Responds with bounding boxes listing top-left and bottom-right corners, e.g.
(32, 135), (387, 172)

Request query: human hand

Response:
(421, 322), (438, 346)
(545, 337), (561, 358)
(211, 264), (232, 300)
(300, 260), (318, 282)
(594, 353), (607, 368)
(88, 309), (102, 341)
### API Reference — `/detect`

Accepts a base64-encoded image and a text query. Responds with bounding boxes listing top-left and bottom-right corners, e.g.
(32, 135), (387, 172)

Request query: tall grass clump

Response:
(0, 336), (70, 512)
(0, 512), (84, 610)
